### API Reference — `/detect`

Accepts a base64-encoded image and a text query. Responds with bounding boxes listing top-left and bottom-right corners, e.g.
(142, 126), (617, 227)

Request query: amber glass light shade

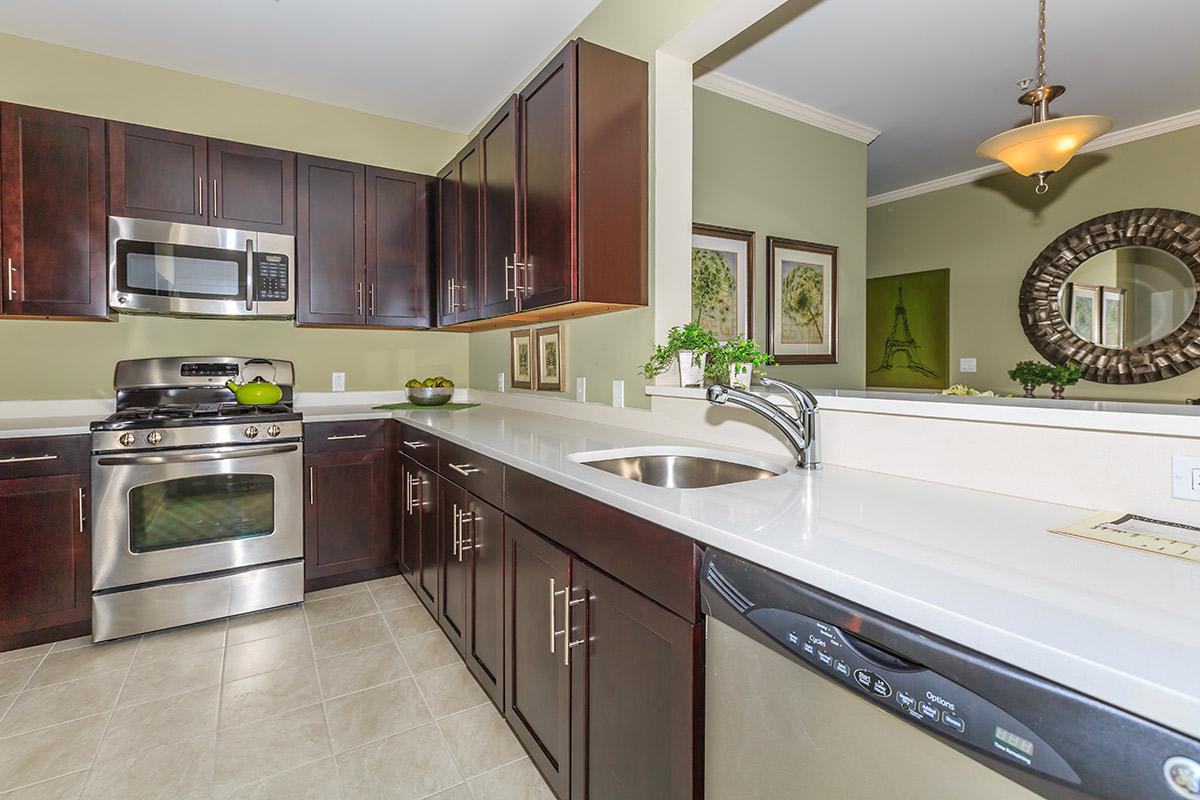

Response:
(976, 114), (1114, 177)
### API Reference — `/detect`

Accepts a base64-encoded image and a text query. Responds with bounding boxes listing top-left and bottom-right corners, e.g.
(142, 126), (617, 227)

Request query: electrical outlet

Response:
(576, 377), (587, 403)
(612, 379), (624, 408)
(498, 372), (506, 392)
(960, 357), (977, 373)
(1171, 456), (1200, 501)
(331, 372), (346, 392)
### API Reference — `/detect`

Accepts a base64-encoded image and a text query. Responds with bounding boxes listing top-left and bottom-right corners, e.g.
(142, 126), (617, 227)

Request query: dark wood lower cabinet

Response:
(463, 492), (504, 707)
(438, 478), (469, 650)
(414, 462), (440, 614)
(396, 455), (422, 583)
(303, 447), (392, 586)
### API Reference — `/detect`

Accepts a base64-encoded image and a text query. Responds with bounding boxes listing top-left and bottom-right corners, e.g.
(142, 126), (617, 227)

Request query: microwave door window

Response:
(118, 241), (246, 300)
(129, 473), (275, 553)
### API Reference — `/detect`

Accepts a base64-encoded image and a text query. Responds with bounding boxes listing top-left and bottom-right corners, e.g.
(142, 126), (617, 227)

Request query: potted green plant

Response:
(639, 322), (718, 387)
(1046, 361), (1083, 399)
(1008, 360), (1047, 398)
(706, 335), (775, 389)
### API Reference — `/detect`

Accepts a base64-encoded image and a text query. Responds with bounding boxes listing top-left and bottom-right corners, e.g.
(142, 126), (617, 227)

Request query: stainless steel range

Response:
(90, 357), (304, 642)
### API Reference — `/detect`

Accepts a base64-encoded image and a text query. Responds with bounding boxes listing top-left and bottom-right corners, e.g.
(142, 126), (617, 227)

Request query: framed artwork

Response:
(510, 329), (535, 390)
(1101, 287), (1126, 348)
(866, 268), (950, 390)
(535, 325), (564, 392)
(691, 224), (754, 340)
(766, 237), (837, 364)
(1064, 283), (1102, 344)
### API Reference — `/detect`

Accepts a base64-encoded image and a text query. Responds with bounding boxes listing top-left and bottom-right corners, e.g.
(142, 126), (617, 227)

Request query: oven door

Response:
(91, 442), (303, 591)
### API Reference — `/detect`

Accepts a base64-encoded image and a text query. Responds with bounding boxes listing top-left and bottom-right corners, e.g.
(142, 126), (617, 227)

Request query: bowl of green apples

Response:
(405, 376), (455, 406)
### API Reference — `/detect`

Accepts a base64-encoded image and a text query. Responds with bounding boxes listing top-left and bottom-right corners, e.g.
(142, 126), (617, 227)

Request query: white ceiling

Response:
(706, 0), (1200, 197)
(0, 0), (602, 133)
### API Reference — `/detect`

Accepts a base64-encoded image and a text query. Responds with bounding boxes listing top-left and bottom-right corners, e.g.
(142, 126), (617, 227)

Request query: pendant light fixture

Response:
(976, 0), (1113, 194)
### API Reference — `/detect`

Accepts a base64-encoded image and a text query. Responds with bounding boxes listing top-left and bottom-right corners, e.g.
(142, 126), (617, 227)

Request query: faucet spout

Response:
(707, 383), (821, 469)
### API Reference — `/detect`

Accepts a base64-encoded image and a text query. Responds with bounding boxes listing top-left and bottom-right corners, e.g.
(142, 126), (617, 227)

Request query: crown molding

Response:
(867, 106), (1200, 208)
(693, 70), (880, 144)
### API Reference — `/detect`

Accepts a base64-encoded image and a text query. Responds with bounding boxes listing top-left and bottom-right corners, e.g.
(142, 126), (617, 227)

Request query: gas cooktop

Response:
(91, 402), (300, 432)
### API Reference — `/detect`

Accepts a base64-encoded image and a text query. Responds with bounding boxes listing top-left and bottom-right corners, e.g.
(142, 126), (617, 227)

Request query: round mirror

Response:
(1057, 246), (1197, 350)
(1019, 208), (1200, 385)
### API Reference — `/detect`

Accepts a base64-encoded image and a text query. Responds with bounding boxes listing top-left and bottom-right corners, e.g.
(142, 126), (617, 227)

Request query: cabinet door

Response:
(414, 463), (440, 615)
(455, 140), (482, 323)
(438, 478), (468, 651)
(304, 448), (390, 581)
(519, 45), (576, 311)
(366, 166), (431, 328)
(0, 474), (90, 640)
(208, 139), (296, 234)
(435, 161), (459, 327)
(479, 97), (520, 319)
(464, 494), (503, 708)
(296, 155), (366, 326)
(505, 519), (571, 797)
(396, 456), (422, 585)
(108, 122), (208, 225)
(569, 559), (700, 800)
(0, 104), (107, 318)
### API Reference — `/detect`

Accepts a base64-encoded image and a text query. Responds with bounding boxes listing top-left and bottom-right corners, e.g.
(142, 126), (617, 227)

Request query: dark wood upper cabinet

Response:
(208, 139), (295, 234)
(366, 166), (431, 328)
(0, 104), (107, 319)
(303, 447), (391, 583)
(438, 138), (483, 327)
(505, 518), (572, 798)
(436, 161), (460, 327)
(569, 559), (701, 800)
(108, 122), (207, 225)
(296, 155), (366, 326)
(519, 46), (576, 311)
(479, 97), (521, 319)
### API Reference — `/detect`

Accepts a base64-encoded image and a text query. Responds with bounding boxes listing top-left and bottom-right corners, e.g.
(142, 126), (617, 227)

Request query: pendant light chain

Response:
(1037, 0), (1047, 89)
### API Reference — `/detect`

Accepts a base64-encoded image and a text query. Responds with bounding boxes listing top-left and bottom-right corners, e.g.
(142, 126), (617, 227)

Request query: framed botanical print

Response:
(510, 329), (535, 390)
(1101, 287), (1126, 348)
(691, 224), (754, 340)
(1064, 283), (1101, 344)
(535, 325), (564, 392)
(766, 237), (838, 364)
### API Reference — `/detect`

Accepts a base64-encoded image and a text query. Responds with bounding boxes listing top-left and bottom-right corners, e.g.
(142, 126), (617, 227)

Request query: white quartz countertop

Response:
(385, 404), (1200, 740)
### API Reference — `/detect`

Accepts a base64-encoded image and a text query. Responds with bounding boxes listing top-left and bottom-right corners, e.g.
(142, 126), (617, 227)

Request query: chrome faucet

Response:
(706, 377), (821, 470)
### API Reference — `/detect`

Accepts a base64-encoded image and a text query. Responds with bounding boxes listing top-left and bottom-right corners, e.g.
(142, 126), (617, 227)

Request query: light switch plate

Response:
(576, 377), (587, 403)
(959, 357), (977, 373)
(331, 372), (345, 392)
(612, 380), (624, 408)
(1171, 456), (1200, 501)
(498, 372), (506, 392)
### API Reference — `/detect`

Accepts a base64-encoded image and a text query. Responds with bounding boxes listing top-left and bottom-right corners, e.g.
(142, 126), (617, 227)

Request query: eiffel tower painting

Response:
(866, 269), (950, 389)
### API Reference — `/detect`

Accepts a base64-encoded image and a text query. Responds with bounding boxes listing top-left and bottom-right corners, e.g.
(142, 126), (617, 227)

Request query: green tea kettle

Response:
(226, 359), (284, 405)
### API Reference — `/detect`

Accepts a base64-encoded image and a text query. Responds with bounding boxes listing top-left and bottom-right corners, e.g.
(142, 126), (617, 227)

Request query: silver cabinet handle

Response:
(77, 487), (86, 534)
(451, 503), (461, 558)
(0, 454), (58, 464)
(356, 282), (363, 316)
(6, 257), (15, 301)
(564, 586), (586, 666)
(368, 283), (375, 316)
(309, 465), (315, 505)
(458, 510), (474, 562)
(197, 176), (204, 216)
(504, 257), (514, 299)
(549, 577), (560, 655)
(326, 433), (367, 441)
(448, 463), (480, 477)
(212, 178), (219, 218)
(406, 472), (419, 514)
(403, 440), (428, 450)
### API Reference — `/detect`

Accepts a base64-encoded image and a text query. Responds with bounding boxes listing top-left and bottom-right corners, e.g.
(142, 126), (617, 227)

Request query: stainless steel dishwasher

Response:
(702, 549), (1200, 800)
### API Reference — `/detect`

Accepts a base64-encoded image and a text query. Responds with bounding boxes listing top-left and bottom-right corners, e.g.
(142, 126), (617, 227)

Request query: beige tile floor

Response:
(0, 576), (555, 800)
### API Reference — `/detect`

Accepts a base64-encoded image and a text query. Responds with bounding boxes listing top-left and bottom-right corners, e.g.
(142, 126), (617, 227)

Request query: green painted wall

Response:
(868, 124), (1200, 402)
(692, 88), (868, 389)
(0, 33), (469, 401)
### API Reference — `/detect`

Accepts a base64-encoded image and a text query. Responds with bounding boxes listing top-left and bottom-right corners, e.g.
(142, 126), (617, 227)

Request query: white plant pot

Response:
(728, 362), (753, 389)
(678, 351), (706, 387)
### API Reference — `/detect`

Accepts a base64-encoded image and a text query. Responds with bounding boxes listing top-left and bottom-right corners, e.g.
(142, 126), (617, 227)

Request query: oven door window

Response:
(116, 240), (247, 300)
(128, 474), (274, 553)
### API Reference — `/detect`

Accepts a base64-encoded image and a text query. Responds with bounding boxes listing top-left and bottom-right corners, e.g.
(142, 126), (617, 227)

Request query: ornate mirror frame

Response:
(1019, 207), (1200, 384)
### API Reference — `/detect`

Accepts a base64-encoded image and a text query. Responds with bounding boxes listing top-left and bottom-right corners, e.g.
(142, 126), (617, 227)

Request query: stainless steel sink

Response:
(578, 452), (784, 489)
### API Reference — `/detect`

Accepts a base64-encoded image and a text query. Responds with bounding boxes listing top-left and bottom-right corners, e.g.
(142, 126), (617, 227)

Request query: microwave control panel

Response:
(254, 254), (290, 301)
(745, 606), (1081, 786)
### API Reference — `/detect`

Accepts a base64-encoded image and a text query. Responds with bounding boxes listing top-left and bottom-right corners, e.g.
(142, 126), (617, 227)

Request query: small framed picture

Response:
(766, 236), (838, 364)
(535, 325), (564, 392)
(691, 224), (754, 340)
(510, 329), (535, 390)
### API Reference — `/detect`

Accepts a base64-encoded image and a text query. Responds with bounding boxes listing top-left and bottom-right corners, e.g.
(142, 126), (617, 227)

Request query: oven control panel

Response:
(254, 254), (290, 301)
(746, 606), (1081, 786)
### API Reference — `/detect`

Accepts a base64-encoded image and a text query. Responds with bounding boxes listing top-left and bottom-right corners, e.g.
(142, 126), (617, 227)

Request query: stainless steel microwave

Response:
(108, 216), (295, 318)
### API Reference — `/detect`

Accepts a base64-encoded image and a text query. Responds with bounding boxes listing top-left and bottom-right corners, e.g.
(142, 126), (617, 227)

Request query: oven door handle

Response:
(96, 443), (298, 466)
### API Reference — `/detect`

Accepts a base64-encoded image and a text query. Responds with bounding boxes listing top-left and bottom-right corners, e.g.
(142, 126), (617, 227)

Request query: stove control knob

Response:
(244, 425), (260, 440)
(146, 431), (163, 446)
(266, 424), (282, 438)
(118, 433), (136, 448)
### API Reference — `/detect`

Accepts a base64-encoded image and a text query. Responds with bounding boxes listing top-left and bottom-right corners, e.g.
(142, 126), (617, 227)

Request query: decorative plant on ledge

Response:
(1008, 360), (1084, 399)
(639, 322), (719, 387)
(1046, 361), (1083, 399)
(1008, 360), (1048, 398)
(706, 335), (775, 389)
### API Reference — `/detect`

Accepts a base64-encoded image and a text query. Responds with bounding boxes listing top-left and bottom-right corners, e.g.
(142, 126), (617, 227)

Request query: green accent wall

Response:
(0, 33), (469, 401)
(692, 88), (868, 389)
(867, 124), (1200, 402)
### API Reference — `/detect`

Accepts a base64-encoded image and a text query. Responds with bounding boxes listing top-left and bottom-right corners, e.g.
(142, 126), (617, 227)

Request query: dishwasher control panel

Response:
(746, 606), (1081, 785)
